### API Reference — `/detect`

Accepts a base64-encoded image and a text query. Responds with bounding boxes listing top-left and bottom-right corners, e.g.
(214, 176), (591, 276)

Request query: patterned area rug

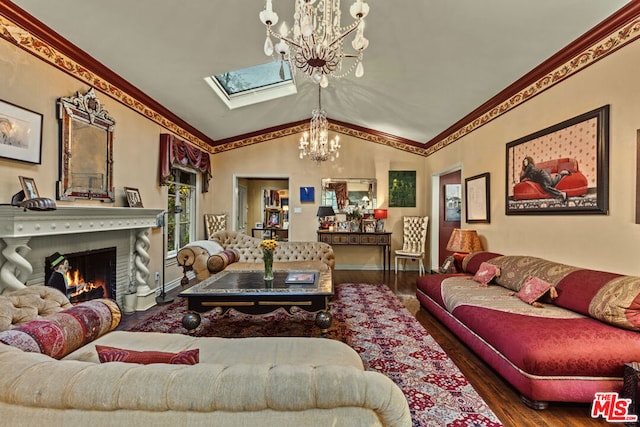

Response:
(126, 283), (502, 426)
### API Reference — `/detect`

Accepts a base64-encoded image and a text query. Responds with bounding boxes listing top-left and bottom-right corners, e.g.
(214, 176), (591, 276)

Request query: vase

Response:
(263, 248), (274, 281)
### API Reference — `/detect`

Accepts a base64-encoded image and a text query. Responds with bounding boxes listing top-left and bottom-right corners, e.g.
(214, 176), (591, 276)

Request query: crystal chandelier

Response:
(259, 0), (370, 87)
(299, 87), (340, 163)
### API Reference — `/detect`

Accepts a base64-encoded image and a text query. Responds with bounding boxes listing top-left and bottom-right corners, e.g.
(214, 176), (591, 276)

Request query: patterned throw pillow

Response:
(515, 277), (555, 306)
(96, 345), (199, 365)
(472, 262), (500, 286)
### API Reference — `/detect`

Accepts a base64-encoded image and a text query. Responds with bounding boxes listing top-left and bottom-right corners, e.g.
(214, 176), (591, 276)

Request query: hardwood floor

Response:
(120, 269), (622, 427)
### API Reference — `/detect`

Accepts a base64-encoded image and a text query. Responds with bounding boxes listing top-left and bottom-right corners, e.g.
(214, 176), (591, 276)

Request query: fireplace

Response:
(44, 247), (117, 304)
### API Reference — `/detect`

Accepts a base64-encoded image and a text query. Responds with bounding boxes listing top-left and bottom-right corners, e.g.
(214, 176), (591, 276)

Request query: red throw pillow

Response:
(96, 345), (199, 365)
(472, 262), (500, 286)
(515, 277), (554, 305)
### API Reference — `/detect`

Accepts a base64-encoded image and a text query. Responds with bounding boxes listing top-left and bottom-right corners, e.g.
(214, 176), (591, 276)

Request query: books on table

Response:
(285, 272), (315, 284)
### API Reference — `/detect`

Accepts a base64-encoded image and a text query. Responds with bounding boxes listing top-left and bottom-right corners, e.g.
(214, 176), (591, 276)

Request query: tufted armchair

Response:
(394, 216), (429, 275)
(204, 213), (227, 239)
(0, 286), (72, 331)
(177, 231), (335, 282)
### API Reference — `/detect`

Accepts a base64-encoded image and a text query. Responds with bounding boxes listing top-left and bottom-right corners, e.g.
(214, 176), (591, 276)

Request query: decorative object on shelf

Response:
(11, 176), (56, 211)
(300, 186), (315, 203)
(389, 171), (416, 207)
(506, 105), (609, 215)
(465, 173), (490, 223)
(362, 218), (376, 233)
(259, 0), (370, 87)
(124, 187), (143, 208)
(317, 205), (335, 229)
(259, 239), (278, 281)
(298, 87), (340, 163)
(446, 228), (484, 271)
(374, 209), (387, 232)
(57, 88), (115, 202)
(0, 99), (43, 164)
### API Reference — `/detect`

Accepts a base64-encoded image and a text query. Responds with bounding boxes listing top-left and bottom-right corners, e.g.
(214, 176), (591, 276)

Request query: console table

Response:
(317, 230), (392, 271)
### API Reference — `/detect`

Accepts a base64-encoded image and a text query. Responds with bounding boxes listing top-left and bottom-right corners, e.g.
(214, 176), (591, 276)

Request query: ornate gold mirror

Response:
(57, 88), (114, 201)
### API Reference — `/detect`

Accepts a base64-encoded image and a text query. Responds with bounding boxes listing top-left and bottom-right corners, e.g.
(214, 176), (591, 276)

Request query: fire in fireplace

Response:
(44, 247), (117, 304)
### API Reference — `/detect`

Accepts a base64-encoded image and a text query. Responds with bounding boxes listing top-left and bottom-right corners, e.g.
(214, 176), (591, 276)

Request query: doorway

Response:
(430, 165), (462, 270)
(233, 175), (289, 237)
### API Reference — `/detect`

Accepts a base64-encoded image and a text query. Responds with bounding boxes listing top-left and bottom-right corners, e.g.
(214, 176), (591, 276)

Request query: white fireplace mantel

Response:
(0, 206), (163, 309)
(0, 206), (163, 238)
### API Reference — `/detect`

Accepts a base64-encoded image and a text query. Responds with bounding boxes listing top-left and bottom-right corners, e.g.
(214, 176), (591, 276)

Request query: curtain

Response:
(159, 134), (211, 193)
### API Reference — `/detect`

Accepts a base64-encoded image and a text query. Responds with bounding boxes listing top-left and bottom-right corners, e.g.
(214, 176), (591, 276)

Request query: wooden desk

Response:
(317, 230), (392, 271)
(252, 227), (288, 241)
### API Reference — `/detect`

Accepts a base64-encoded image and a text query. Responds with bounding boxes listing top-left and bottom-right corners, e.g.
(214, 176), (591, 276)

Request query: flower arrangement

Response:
(258, 239), (279, 251)
(259, 239), (278, 280)
(344, 205), (362, 221)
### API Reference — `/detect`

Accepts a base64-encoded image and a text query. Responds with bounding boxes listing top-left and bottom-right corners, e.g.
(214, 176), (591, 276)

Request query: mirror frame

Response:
(321, 178), (377, 212)
(57, 88), (115, 202)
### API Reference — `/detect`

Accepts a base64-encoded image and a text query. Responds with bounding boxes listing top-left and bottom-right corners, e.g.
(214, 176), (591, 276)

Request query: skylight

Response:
(204, 61), (296, 110)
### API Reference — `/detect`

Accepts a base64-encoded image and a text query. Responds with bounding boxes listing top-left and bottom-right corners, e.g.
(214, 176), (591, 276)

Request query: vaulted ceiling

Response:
(5, 1), (635, 154)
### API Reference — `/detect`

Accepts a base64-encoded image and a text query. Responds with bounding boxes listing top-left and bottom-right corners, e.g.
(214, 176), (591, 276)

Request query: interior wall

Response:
(210, 133), (426, 269)
(0, 37), (193, 288)
(425, 38), (640, 276)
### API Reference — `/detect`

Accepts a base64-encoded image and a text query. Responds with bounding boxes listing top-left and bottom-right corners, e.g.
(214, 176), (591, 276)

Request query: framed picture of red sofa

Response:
(505, 105), (609, 215)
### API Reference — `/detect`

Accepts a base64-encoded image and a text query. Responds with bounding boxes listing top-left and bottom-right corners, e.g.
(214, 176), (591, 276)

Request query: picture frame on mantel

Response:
(0, 99), (43, 164)
(465, 173), (490, 223)
(505, 105), (609, 215)
(124, 187), (143, 208)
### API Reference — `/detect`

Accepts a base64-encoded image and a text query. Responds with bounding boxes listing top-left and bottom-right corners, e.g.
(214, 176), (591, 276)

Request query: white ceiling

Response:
(11, 0), (631, 145)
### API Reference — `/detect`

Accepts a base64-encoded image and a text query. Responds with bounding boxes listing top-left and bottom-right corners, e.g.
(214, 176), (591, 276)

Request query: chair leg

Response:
(419, 260), (424, 276)
(394, 257), (398, 274)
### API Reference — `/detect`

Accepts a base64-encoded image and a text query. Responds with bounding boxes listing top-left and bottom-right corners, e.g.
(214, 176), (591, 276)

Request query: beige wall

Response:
(210, 134), (425, 269)
(426, 39), (640, 276)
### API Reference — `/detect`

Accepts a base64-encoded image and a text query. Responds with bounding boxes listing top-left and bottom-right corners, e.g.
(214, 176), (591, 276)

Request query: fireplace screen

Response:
(44, 247), (116, 303)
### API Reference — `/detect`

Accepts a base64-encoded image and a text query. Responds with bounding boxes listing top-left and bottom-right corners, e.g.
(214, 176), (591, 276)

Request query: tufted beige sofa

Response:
(177, 230), (335, 282)
(0, 286), (411, 426)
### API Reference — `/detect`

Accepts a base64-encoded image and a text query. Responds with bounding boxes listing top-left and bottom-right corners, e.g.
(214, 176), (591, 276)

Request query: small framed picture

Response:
(375, 220), (385, 232)
(439, 255), (457, 274)
(19, 176), (39, 200)
(300, 186), (315, 203)
(362, 218), (377, 233)
(265, 208), (282, 227)
(124, 187), (143, 208)
(255, 222), (263, 229)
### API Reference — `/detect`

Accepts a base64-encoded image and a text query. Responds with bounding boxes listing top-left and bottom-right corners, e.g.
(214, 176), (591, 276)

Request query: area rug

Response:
(126, 283), (502, 427)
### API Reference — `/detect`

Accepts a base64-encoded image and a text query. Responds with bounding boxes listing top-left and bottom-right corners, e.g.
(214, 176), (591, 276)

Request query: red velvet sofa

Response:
(416, 251), (640, 409)
(513, 157), (588, 199)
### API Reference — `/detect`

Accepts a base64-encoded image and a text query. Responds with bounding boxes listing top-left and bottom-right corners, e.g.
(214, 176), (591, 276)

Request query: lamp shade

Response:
(317, 206), (335, 217)
(446, 229), (484, 253)
(373, 209), (388, 219)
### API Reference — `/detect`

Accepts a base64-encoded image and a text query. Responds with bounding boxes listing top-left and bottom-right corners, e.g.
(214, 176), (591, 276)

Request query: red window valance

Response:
(159, 134), (211, 193)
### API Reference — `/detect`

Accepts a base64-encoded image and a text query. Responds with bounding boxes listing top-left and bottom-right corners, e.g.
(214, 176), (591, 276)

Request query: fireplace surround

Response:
(0, 206), (163, 310)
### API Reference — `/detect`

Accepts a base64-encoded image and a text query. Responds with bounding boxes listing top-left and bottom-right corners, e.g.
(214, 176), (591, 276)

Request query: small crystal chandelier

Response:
(299, 86), (340, 163)
(259, 0), (370, 88)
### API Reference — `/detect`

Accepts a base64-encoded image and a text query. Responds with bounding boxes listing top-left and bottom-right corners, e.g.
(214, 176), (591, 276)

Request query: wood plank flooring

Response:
(119, 269), (623, 427)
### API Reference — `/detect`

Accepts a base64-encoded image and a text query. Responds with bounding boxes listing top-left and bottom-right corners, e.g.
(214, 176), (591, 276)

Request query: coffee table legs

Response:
(182, 312), (201, 335)
(315, 310), (333, 337)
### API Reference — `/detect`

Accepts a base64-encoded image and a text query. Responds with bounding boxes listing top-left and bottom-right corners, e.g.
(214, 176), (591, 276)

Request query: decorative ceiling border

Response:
(0, 9), (214, 153)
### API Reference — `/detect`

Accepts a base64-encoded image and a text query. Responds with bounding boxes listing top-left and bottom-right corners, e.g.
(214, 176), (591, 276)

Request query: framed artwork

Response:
(465, 173), (490, 223)
(389, 170), (416, 207)
(265, 208), (282, 227)
(362, 218), (377, 233)
(124, 187), (143, 207)
(506, 105), (609, 215)
(300, 186), (315, 203)
(0, 99), (43, 164)
(375, 220), (385, 232)
(19, 176), (39, 200)
(444, 184), (461, 221)
(255, 222), (263, 229)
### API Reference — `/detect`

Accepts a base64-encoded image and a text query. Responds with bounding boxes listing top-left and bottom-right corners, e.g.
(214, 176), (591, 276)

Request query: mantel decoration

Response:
(299, 86), (340, 163)
(259, 239), (278, 281)
(259, 0), (370, 88)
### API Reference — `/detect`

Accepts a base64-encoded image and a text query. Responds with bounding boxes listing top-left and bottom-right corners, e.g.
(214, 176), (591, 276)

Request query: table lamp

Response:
(446, 228), (484, 270)
(317, 206), (335, 229)
(374, 209), (387, 231)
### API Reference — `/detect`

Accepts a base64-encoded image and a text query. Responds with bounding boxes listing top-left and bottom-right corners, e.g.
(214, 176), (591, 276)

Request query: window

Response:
(166, 167), (197, 257)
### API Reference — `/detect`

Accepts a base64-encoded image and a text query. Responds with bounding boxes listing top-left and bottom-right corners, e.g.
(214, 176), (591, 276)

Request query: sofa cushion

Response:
(0, 299), (120, 359)
(207, 249), (241, 273)
(96, 345), (199, 365)
(472, 262), (500, 285)
(461, 251), (503, 274)
(515, 277), (554, 305)
(489, 255), (578, 292)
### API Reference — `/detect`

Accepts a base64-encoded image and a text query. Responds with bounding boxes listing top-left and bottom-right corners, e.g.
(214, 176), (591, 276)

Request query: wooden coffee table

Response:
(178, 269), (334, 336)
